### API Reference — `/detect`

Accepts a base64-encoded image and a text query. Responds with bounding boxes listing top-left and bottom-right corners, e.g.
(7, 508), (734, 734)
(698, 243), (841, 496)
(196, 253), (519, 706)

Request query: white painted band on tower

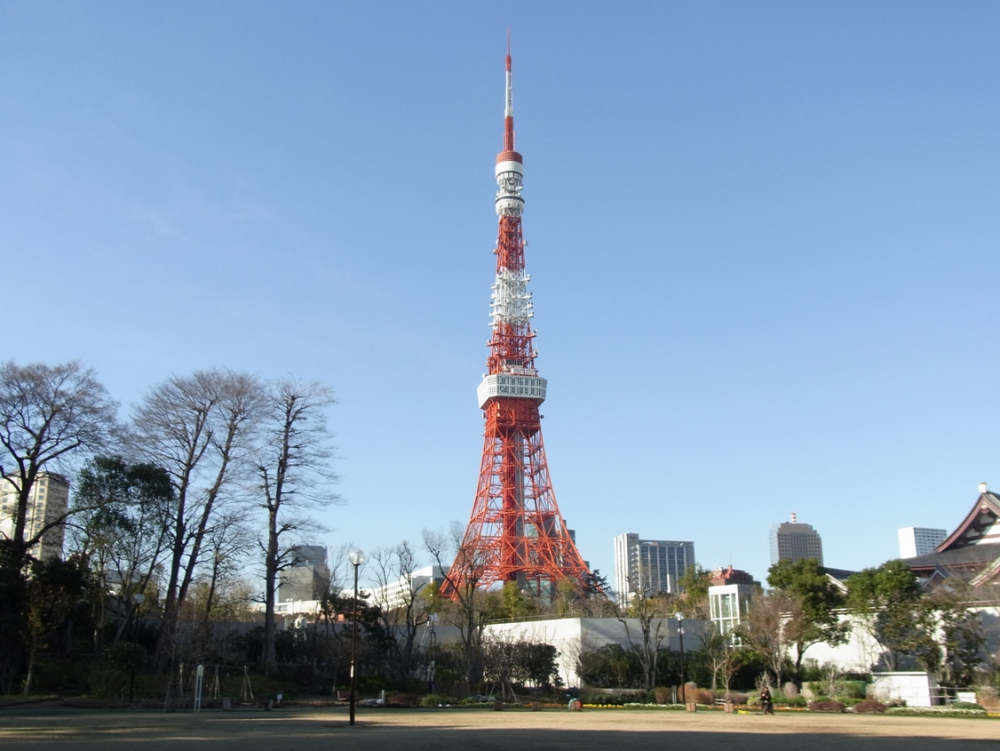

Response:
(490, 268), (533, 325)
(495, 160), (523, 177)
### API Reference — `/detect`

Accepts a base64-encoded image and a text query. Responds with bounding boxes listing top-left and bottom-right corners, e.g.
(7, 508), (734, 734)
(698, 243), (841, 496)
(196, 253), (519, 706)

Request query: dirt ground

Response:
(0, 705), (997, 751)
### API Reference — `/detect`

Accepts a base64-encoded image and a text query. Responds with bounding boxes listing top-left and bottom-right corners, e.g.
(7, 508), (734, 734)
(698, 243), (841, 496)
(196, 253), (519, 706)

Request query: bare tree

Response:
(618, 573), (671, 690)
(0, 361), (118, 559)
(256, 380), (339, 672)
(131, 369), (266, 670)
(424, 523), (499, 689)
(698, 619), (744, 691)
(197, 511), (253, 629)
(370, 541), (429, 680)
(736, 590), (797, 688)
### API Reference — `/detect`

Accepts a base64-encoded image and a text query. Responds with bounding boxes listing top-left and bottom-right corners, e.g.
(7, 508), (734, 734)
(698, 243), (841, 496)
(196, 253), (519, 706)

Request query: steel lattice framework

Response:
(443, 43), (591, 599)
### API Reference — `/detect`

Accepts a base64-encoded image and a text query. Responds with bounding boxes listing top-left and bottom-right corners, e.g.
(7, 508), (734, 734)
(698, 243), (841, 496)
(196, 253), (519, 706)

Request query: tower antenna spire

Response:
(504, 32), (514, 151)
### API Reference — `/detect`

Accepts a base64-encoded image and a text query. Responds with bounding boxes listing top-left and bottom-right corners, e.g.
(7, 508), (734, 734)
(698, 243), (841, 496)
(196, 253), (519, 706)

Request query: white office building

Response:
(898, 527), (946, 559)
(365, 565), (447, 611)
(613, 533), (695, 607)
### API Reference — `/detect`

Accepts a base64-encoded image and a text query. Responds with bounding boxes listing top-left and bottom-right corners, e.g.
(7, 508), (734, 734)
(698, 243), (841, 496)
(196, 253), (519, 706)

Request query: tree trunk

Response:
(22, 649), (35, 696)
(261, 505), (279, 673)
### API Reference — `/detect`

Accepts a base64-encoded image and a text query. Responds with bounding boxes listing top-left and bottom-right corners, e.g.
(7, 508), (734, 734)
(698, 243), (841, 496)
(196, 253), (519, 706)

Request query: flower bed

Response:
(886, 706), (987, 717)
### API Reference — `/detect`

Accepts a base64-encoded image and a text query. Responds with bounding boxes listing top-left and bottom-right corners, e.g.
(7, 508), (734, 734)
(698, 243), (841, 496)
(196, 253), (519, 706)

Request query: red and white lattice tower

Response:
(443, 42), (592, 598)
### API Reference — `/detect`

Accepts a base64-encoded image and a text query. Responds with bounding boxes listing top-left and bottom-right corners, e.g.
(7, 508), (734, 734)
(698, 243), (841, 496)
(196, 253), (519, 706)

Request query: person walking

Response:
(760, 685), (774, 715)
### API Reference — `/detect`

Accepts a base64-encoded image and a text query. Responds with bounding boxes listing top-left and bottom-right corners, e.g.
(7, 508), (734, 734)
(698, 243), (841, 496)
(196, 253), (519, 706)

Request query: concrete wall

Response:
(484, 616), (704, 688)
(871, 672), (940, 707)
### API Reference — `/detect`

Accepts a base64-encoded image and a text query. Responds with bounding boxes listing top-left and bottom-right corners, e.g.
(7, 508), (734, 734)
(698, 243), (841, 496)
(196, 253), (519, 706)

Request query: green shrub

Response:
(951, 701), (984, 710)
(419, 694), (452, 707)
(834, 696), (861, 707)
(843, 681), (868, 699)
(776, 695), (807, 707)
(101, 642), (146, 672)
(88, 668), (128, 700)
(458, 697), (492, 707)
(580, 694), (626, 706)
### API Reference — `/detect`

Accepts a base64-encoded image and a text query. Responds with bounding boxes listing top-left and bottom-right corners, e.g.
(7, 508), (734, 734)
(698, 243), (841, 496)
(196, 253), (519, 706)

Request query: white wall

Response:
(484, 616), (704, 688)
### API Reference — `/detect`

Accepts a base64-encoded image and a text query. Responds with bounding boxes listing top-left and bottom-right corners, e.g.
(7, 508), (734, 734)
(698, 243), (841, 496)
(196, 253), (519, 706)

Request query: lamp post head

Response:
(133, 593), (146, 605)
(675, 611), (684, 622)
(349, 549), (366, 567)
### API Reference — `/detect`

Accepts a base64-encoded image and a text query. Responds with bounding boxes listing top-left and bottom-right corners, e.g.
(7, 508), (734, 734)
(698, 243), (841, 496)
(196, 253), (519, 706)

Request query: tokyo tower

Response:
(444, 42), (592, 598)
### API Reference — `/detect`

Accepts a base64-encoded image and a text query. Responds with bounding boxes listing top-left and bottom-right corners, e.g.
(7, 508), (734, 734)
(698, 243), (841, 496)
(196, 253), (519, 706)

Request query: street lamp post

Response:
(348, 549), (365, 726)
(676, 611), (686, 703)
(128, 593), (146, 704)
(428, 613), (438, 694)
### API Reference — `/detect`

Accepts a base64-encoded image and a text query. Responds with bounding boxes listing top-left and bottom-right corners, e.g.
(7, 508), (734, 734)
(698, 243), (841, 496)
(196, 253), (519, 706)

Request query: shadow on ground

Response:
(0, 708), (995, 751)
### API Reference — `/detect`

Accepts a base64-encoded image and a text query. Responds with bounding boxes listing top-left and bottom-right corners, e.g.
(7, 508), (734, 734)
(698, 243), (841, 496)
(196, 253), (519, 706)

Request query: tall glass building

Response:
(613, 532), (695, 607)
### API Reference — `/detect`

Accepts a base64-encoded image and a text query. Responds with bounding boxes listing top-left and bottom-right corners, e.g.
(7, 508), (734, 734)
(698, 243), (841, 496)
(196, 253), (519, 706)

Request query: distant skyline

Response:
(3, 2), (999, 588)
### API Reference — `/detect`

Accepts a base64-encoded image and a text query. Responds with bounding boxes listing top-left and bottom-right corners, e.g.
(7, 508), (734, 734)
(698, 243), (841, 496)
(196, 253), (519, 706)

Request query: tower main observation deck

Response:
(443, 45), (592, 599)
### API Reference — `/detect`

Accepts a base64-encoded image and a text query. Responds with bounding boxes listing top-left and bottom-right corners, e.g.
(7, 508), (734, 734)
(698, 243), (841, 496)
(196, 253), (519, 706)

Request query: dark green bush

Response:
(951, 701), (985, 710)
(776, 695), (807, 707)
(88, 668), (128, 700)
(419, 693), (453, 707)
(580, 693), (626, 706)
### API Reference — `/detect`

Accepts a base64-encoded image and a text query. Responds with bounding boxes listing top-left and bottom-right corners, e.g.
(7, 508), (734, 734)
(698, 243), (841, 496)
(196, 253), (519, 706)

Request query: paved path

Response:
(0, 706), (996, 750)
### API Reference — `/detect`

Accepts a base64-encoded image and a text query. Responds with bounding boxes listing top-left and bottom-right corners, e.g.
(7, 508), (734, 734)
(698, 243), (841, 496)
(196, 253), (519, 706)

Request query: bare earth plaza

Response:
(0, 706), (998, 751)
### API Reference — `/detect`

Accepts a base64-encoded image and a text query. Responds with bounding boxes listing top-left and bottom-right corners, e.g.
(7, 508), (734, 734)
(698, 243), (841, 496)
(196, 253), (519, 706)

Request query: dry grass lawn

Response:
(0, 705), (997, 750)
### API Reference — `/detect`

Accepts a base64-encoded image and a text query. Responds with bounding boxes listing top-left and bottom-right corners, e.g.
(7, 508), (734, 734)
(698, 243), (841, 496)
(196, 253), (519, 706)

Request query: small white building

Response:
(708, 583), (753, 643)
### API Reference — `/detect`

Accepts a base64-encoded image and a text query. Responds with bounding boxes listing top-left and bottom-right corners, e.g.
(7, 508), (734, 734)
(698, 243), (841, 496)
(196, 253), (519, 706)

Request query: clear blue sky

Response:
(3, 2), (999, 588)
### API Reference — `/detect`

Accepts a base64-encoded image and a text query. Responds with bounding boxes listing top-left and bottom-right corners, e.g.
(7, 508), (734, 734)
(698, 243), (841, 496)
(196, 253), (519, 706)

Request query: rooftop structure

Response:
(709, 565), (757, 587)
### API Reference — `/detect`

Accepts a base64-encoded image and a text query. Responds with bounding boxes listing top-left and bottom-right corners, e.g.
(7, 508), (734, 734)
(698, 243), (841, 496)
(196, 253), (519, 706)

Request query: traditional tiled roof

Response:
(905, 542), (1000, 572)
(937, 490), (1000, 551)
(903, 489), (1000, 586)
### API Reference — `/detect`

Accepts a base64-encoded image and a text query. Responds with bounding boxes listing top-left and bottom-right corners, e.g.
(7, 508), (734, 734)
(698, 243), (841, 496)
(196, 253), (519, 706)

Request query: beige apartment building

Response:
(0, 471), (70, 560)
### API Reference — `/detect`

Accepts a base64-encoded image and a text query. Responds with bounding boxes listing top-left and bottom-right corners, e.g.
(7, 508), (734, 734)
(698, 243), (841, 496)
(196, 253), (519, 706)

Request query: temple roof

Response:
(936, 489), (1000, 552)
(904, 542), (1000, 571)
(903, 488), (1000, 586)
